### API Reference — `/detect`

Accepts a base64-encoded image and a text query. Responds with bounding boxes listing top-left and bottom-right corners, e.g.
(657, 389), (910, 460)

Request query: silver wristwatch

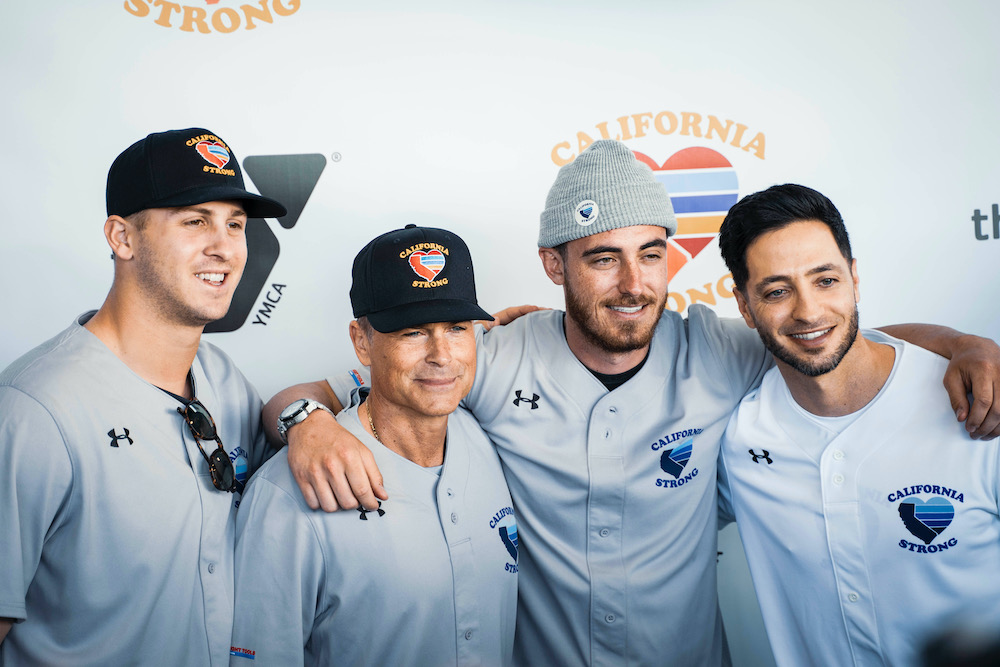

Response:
(277, 398), (334, 444)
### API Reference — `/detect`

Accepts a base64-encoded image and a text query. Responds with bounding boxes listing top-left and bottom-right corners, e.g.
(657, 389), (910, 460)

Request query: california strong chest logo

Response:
(888, 483), (965, 554)
(651, 428), (703, 489)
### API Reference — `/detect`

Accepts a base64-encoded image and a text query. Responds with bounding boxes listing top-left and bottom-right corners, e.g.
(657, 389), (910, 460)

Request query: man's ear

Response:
(349, 320), (373, 367)
(538, 247), (565, 286)
(104, 216), (135, 260)
(733, 288), (756, 330)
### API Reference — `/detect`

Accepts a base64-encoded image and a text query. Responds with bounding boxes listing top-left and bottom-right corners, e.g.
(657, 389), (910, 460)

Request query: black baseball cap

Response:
(350, 224), (494, 333)
(106, 127), (287, 219)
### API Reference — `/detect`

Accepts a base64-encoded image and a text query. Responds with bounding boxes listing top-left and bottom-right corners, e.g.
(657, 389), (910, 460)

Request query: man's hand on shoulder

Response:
(263, 381), (387, 511)
(482, 304), (547, 331)
(285, 408), (387, 511)
(942, 333), (1000, 440)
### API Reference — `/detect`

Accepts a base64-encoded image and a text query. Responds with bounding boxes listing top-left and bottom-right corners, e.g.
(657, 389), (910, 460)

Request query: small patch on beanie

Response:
(574, 200), (599, 226)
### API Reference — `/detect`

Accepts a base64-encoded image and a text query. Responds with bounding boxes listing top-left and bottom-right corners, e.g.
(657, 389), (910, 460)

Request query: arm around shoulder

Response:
(878, 324), (1000, 439)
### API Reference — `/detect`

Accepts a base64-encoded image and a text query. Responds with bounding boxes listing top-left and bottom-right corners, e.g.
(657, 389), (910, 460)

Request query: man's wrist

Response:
(277, 398), (335, 444)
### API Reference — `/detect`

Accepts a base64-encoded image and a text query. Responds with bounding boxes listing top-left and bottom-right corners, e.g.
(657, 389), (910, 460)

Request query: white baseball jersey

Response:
(0, 313), (271, 666)
(230, 405), (518, 666)
(719, 331), (1000, 666)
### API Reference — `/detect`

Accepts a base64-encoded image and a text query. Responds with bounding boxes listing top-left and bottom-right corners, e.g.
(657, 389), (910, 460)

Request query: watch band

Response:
(277, 398), (334, 444)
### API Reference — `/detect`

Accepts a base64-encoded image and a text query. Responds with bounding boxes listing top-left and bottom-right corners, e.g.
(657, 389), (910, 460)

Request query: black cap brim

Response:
(143, 185), (287, 219)
(366, 299), (494, 333)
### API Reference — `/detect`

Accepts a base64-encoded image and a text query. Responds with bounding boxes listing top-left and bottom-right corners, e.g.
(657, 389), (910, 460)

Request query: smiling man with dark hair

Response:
(718, 183), (1000, 666)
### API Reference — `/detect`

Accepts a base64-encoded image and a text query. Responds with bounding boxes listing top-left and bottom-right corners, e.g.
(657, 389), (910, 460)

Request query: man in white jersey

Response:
(230, 225), (517, 665)
(0, 128), (286, 665)
(265, 142), (1000, 665)
(717, 184), (1000, 666)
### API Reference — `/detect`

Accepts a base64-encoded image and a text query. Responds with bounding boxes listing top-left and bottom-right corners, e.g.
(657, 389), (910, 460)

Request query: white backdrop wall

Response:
(3, 3), (999, 665)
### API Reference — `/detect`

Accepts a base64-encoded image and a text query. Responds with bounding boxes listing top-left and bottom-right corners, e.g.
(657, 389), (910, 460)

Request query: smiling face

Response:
(353, 320), (477, 420)
(129, 200), (247, 328)
(736, 219), (860, 377)
(542, 225), (669, 368)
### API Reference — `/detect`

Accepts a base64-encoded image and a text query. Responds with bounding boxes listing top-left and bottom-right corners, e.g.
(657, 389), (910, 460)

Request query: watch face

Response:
(281, 399), (309, 421)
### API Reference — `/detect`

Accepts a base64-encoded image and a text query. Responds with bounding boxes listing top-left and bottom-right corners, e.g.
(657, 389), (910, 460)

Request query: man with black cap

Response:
(0, 128), (286, 665)
(230, 225), (517, 666)
(267, 140), (1000, 666)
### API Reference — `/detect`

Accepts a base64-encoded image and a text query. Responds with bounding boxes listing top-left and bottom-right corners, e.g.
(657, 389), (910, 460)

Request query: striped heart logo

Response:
(633, 148), (738, 282)
(196, 141), (231, 169)
(898, 496), (954, 545)
(408, 250), (446, 282)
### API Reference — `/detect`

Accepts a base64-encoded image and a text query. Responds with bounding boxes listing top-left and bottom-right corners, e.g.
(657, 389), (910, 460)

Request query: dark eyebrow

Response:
(755, 264), (844, 291)
(581, 245), (621, 258)
(581, 238), (667, 258)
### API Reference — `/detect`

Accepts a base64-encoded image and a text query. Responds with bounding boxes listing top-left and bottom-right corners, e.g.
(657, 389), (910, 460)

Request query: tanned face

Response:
(129, 200), (247, 327)
(736, 220), (860, 377)
(557, 225), (669, 356)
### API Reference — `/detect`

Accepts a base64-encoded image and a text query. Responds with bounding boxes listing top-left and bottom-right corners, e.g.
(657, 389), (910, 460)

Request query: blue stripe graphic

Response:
(670, 193), (739, 214)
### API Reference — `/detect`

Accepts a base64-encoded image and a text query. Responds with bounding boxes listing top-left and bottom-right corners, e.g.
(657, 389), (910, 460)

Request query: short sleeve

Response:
(0, 387), (73, 621)
(690, 307), (772, 401)
(232, 469), (326, 665)
(325, 368), (371, 411)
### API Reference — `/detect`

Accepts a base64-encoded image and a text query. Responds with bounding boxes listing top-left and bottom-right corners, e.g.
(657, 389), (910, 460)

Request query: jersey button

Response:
(451, 512), (458, 524)
(848, 593), (859, 602)
(207, 562), (216, 574)
(833, 450), (845, 461)
(833, 473), (845, 485)
(609, 406), (618, 414)
(447, 488), (454, 497)
(605, 614), (616, 624)
(464, 630), (473, 640)
(599, 528), (610, 538)
(604, 429), (611, 439)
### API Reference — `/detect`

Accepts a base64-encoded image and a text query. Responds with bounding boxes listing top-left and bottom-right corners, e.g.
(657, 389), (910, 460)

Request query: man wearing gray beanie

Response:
(266, 139), (1000, 666)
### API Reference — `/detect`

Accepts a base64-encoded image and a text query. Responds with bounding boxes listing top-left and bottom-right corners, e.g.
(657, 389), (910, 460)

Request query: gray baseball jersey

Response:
(230, 405), (518, 666)
(719, 331), (1000, 666)
(0, 313), (270, 666)
(465, 307), (769, 666)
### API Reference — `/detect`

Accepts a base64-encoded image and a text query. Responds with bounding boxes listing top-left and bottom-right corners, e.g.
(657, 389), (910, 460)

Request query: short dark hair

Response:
(127, 209), (150, 231)
(356, 315), (375, 340)
(719, 184), (852, 291)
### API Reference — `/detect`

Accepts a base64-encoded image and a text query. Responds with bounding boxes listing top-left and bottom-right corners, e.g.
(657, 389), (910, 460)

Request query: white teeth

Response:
(610, 305), (643, 313)
(791, 329), (831, 341)
(196, 273), (225, 283)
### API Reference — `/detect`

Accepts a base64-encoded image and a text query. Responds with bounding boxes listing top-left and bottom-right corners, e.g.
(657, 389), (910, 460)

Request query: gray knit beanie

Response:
(538, 139), (677, 248)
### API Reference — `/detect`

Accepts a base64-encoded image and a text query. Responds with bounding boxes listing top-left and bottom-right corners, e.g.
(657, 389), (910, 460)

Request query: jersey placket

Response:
(186, 370), (239, 667)
(587, 395), (628, 662)
(820, 445), (884, 664)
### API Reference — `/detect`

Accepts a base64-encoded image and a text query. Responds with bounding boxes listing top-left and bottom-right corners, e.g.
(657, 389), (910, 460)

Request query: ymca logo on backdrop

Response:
(887, 484), (964, 554)
(124, 0), (301, 34)
(551, 110), (769, 314)
(651, 427), (703, 489)
(204, 152), (327, 333)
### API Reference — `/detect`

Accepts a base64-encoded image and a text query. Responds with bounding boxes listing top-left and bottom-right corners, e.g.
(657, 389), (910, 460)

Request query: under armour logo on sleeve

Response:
(512, 390), (540, 409)
(108, 428), (134, 447)
(748, 449), (773, 464)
